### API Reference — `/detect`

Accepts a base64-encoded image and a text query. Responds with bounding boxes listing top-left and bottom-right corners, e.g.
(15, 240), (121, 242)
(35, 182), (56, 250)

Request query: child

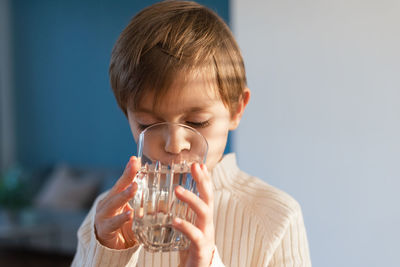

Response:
(72, 1), (311, 266)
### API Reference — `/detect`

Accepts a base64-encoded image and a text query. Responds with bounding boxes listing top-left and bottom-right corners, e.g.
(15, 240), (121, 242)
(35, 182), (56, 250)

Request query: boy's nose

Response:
(164, 126), (191, 155)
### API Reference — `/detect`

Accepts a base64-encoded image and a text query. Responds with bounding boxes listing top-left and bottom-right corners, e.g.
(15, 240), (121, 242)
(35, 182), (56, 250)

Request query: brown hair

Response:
(109, 0), (247, 116)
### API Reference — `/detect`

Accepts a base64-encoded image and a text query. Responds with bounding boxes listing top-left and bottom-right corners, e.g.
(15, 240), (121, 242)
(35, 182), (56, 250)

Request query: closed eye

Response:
(137, 120), (210, 130)
(137, 123), (154, 131)
(186, 120), (210, 128)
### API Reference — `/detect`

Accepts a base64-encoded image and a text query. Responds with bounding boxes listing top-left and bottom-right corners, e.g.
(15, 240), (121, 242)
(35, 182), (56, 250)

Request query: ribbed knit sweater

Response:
(72, 153), (311, 266)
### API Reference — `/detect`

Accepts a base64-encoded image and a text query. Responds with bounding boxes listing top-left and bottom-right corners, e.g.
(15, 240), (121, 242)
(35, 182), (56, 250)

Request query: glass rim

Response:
(138, 122), (209, 161)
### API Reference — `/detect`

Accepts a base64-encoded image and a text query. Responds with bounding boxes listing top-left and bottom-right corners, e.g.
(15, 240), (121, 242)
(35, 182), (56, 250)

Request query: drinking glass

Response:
(129, 122), (208, 252)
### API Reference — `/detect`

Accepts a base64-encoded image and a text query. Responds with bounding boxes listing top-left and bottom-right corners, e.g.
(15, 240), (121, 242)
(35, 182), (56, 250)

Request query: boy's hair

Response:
(109, 0), (247, 116)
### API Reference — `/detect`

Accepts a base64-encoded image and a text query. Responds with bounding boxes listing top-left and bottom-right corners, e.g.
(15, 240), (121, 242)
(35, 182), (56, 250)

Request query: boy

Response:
(72, 1), (311, 266)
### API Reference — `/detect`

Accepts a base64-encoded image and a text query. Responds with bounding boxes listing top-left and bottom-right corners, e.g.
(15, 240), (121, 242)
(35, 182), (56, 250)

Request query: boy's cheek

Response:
(203, 131), (230, 170)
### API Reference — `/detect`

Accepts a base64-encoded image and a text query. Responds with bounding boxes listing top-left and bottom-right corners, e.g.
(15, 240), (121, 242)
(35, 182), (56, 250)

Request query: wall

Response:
(9, 0), (229, 170)
(232, 0), (400, 266)
(0, 0), (16, 170)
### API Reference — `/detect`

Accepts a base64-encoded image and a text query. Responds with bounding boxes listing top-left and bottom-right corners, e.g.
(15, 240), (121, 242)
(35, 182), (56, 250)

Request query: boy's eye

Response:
(185, 120), (210, 128)
(137, 123), (154, 131)
(137, 120), (210, 130)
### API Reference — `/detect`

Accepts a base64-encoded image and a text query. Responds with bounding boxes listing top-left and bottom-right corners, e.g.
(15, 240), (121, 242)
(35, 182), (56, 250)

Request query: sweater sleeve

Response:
(267, 209), (311, 267)
(71, 192), (142, 267)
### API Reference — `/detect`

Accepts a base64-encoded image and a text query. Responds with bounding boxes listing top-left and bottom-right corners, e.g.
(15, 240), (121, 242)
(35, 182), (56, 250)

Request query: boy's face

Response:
(127, 70), (248, 171)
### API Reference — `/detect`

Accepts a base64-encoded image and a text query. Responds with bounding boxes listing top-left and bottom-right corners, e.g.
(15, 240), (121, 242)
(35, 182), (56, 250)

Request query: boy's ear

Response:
(229, 88), (251, 130)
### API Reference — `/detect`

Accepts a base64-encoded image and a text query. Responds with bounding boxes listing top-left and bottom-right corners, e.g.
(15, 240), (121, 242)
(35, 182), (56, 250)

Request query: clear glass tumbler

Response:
(129, 122), (208, 252)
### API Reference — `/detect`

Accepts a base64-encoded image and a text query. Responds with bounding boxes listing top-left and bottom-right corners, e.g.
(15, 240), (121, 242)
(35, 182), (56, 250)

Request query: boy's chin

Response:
(205, 153), (226, 172)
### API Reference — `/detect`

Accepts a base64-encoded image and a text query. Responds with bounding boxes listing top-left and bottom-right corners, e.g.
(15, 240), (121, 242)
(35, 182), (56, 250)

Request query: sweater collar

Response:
(210, 153), (240, 190)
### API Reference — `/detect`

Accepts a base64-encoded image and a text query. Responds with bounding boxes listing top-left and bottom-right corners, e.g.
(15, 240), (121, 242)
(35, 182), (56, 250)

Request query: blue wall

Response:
(12, 0), (230, 169)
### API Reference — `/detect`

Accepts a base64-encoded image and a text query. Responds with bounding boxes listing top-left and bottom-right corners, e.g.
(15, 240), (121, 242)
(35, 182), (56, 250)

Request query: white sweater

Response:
(72, 153), (311, 266)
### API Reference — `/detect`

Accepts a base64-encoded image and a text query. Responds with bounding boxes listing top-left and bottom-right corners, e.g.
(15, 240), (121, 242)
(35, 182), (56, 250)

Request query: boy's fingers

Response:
(191, 163), (213, 206)
(101, 183), (138, 217)
(121, 205), (138, 246)
(103, 210), (133, 234)
(175, 186), (210, 227)
(108, 156), (140, 198)
(172, 217), (203, 247)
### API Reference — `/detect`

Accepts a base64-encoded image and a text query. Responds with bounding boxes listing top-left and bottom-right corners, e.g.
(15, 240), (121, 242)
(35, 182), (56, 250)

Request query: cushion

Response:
(34, 164), (100, 211)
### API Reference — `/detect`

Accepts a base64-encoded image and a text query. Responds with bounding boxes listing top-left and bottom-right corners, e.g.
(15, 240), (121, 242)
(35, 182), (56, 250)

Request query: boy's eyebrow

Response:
(135, 105), (212, 114)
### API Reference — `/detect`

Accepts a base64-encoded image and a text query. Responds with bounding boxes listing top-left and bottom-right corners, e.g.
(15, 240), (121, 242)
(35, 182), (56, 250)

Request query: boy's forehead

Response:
(136, 70), (221, 114)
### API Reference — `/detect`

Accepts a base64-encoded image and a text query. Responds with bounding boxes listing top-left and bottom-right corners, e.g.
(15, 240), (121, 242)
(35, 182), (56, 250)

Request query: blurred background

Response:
(233, 0), (400, 267)
(0, 0), (228, 266)
(1, 0), (399, 266)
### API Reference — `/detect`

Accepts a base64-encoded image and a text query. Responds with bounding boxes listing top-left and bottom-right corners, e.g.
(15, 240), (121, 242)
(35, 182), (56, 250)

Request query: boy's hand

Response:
(173, 163), (215, 267)
(94, 156), (140, 249)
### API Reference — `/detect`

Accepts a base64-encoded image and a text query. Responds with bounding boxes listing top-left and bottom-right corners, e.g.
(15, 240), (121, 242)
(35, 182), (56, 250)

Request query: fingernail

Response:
(125, 210), (132, 219)
(174, 217), (182, 224)
(201, 164), (207, 172)
(126, 184), (133, 194)
(195, 163), (201, 172)
(176, 186), (185, 194)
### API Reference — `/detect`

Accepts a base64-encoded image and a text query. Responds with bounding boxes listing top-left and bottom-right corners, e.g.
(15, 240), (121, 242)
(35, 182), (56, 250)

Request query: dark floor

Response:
(0, 248), (73, 267)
